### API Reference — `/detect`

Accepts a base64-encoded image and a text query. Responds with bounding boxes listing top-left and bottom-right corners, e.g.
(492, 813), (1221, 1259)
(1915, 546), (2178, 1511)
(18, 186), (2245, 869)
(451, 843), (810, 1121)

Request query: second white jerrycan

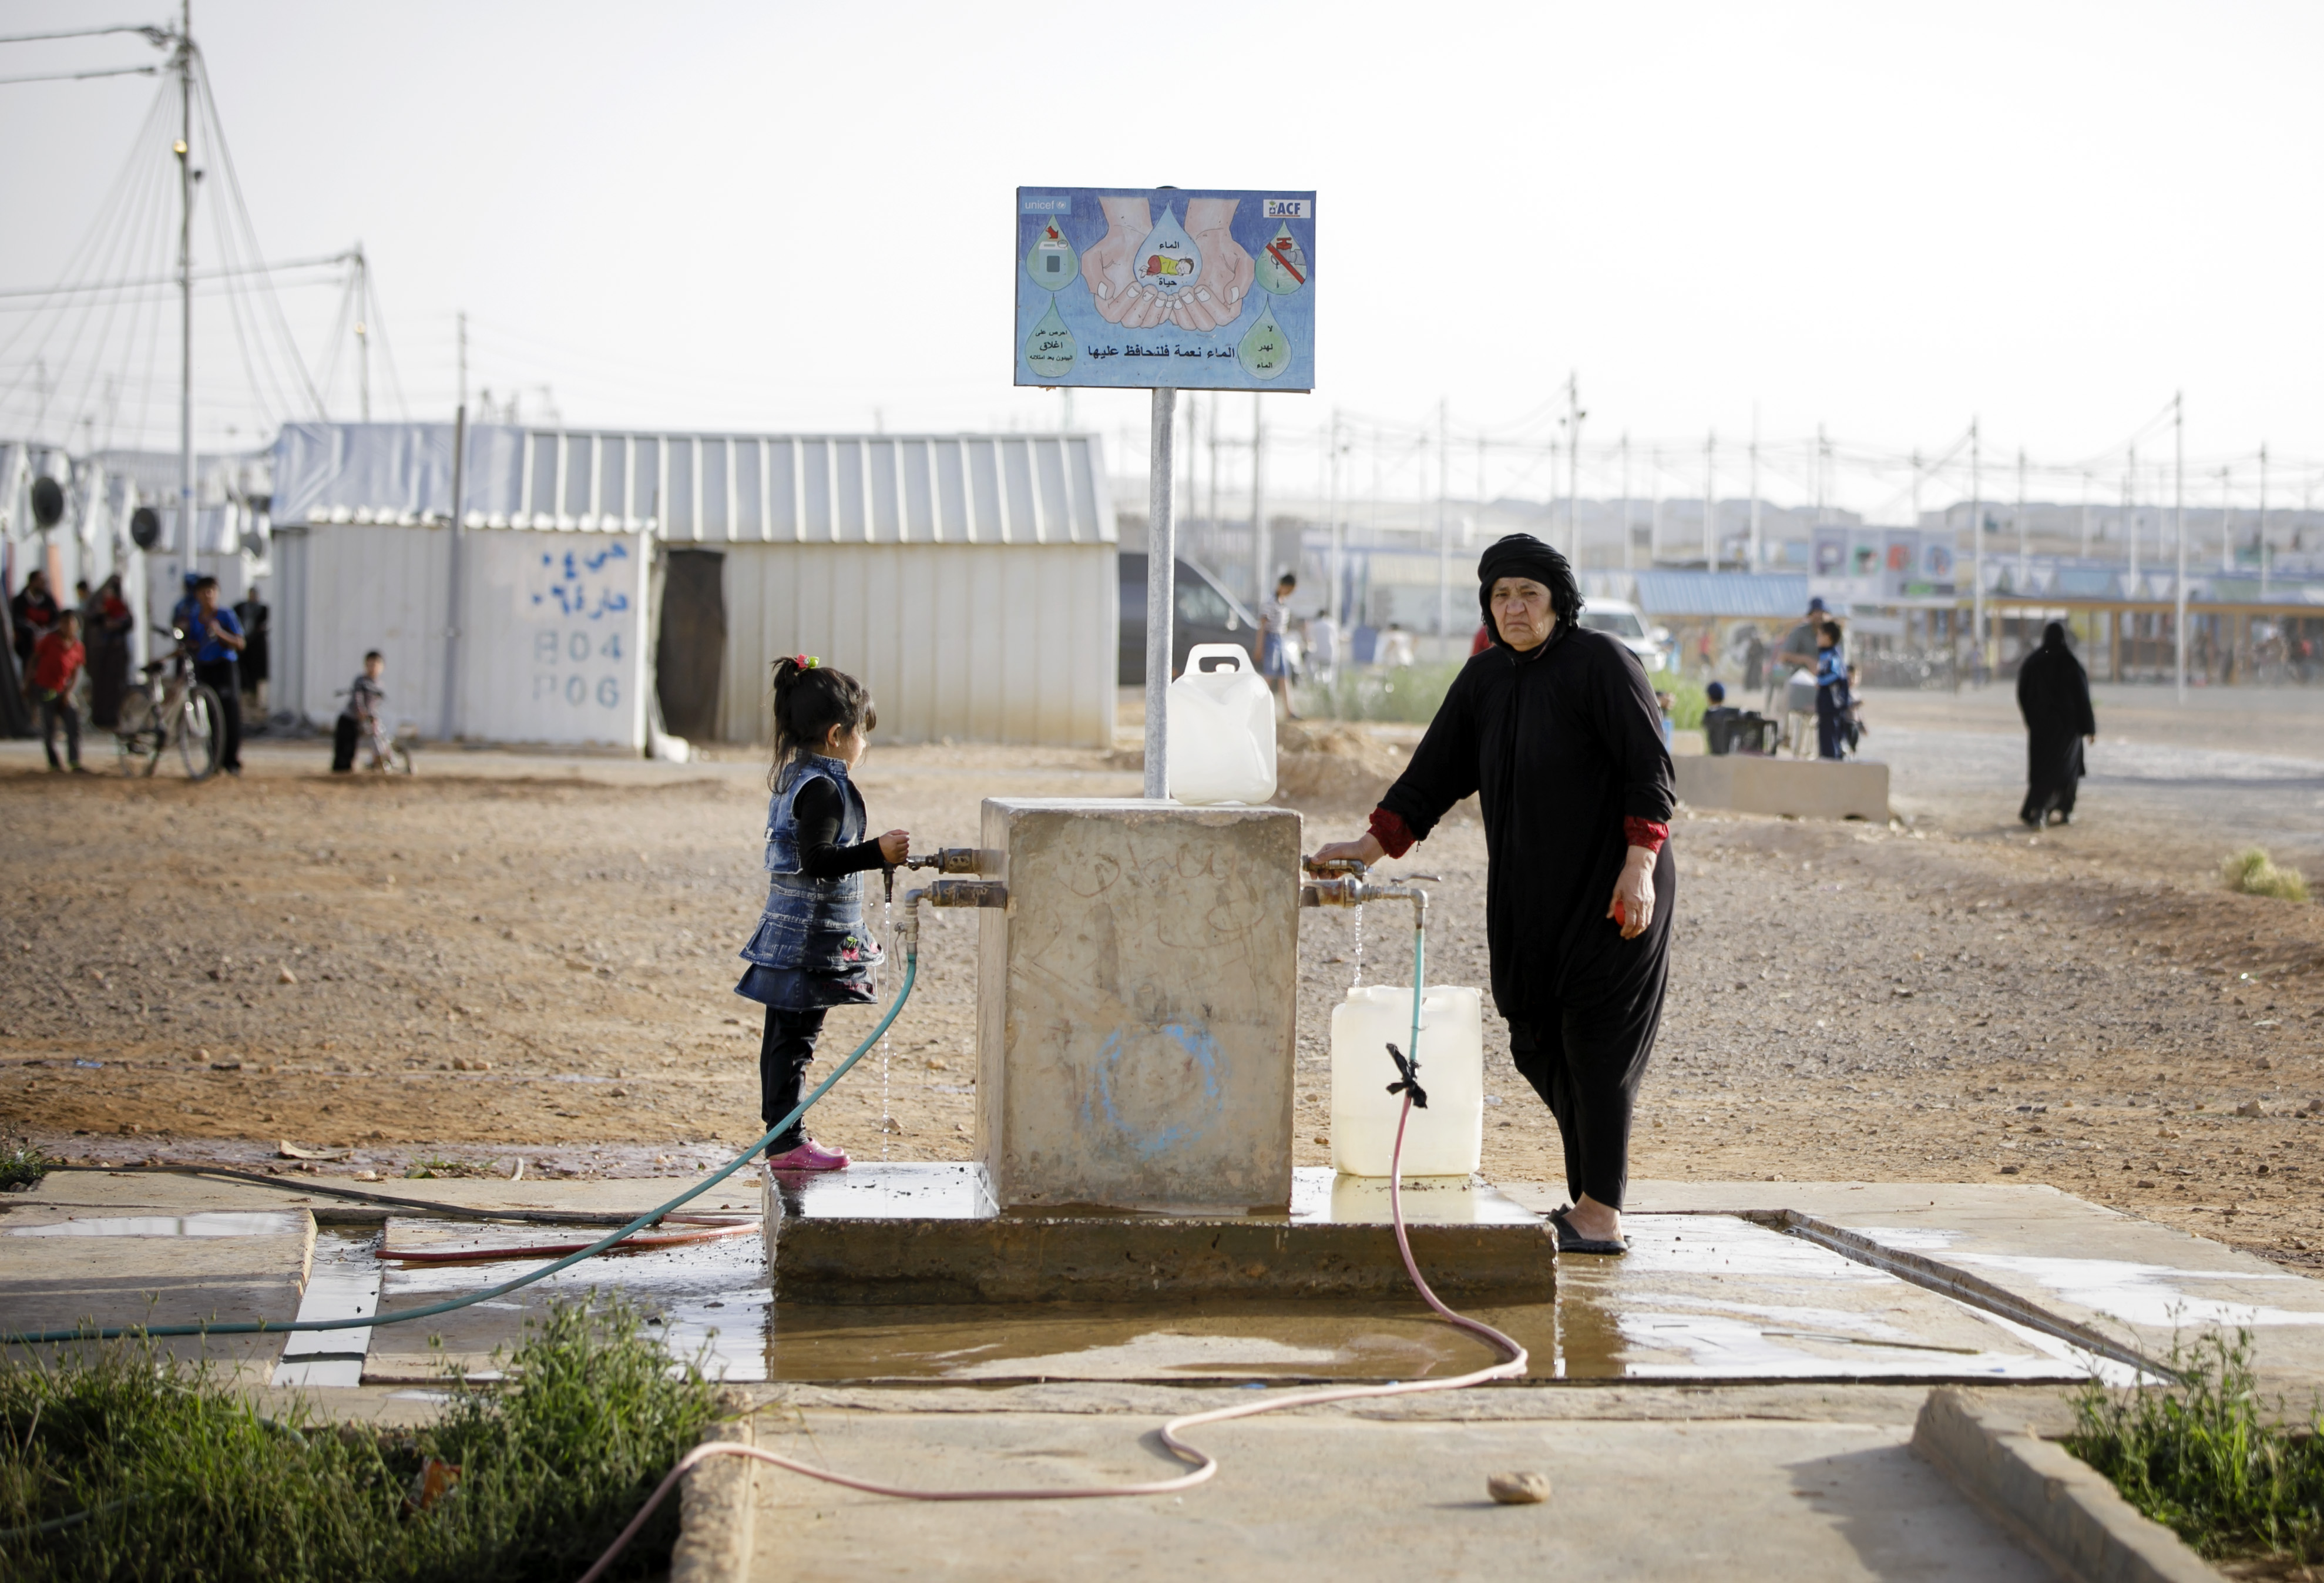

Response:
(1167, 643), (1276, 805)
(1329, 984), (1485, 1178)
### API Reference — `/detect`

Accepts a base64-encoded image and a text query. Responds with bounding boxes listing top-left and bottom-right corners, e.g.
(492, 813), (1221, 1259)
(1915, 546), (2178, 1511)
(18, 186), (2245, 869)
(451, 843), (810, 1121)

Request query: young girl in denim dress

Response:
(736, 656), (909, 1171)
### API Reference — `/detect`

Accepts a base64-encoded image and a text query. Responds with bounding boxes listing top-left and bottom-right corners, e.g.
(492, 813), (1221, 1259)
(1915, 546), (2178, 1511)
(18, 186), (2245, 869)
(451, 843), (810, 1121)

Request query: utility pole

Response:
(1648, 447), (1662, 562)
(1563, 373), (1584, 561)
(1747, 407), (1761, 572)
(2016, 448), (2028, 591)
(1814, 423), (1829, 524)
(456, 310), (468, 411)
(1326, 408), (1343, 629)
(1620, 433), (1633, 572)
(174, 2), (193, 562)
(1910, 448), (1923, 524)
(1702, 430), (1717, 573)
(2173, 392), (2187, 703)
(1969, 420), (1983, 682)
(2258, 443), (2270, 600)
(355, 249), (371, 421)
(1248, 394), (1265, 606)
(1435, 398), (1450, 642)
(2218, 466), (2234, 575)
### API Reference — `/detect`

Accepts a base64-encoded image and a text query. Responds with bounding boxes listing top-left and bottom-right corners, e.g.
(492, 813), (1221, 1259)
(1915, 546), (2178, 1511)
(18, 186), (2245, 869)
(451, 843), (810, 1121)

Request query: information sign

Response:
(1014, 187), (1317, 391)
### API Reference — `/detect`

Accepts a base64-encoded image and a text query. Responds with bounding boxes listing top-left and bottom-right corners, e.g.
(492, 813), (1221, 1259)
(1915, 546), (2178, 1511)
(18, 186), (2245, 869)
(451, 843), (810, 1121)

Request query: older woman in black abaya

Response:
(1315, 535), (1677, 1255)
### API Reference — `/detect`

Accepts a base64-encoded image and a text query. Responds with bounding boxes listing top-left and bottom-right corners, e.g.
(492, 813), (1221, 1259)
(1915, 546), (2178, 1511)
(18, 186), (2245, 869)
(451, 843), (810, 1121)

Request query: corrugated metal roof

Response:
(270, 422), (1115, 545)
(1630, 571), (1813, 619)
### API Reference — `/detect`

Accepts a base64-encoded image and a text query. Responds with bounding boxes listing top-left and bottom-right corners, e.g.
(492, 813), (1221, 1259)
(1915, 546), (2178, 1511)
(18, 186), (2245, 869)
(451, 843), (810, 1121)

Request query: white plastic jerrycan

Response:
(1167, 644), (1276, 806)
(1329, 984), (1485, 1178)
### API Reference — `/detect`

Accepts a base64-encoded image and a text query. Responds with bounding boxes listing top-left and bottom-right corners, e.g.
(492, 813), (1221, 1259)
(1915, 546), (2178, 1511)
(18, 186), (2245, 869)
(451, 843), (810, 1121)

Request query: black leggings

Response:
(758, 1006), (827, 1151)
(1507, 950), (1673, 1214)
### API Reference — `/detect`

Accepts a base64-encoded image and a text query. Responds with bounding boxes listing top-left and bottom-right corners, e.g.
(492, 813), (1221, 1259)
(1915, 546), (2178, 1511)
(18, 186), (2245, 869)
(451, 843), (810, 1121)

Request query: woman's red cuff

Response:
(1368, 807), (1416, 858)
(1623, 817), (1669, 855)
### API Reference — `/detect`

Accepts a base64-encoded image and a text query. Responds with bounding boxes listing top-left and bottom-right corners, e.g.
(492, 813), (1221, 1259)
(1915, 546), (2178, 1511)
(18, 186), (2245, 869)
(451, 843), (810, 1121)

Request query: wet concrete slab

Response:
(1608, 1180), (2324, 1387)
(0, 1208), (314, 1370)
(1554, 1214), (2088, 1383)
(356, 1223), (768, 1384)
(739, 1409), (2053, 1582)
(765, 1163), (1556, 1304)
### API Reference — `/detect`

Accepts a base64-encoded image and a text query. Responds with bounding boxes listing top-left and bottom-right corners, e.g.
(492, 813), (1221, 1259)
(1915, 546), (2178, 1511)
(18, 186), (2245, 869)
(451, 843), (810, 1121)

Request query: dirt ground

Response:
(1, 684), (2319, 1272)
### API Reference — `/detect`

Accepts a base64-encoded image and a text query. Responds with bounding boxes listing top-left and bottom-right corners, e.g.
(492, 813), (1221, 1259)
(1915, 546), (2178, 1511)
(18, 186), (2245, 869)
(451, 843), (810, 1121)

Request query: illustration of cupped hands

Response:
(1084, 196), (1252, 332)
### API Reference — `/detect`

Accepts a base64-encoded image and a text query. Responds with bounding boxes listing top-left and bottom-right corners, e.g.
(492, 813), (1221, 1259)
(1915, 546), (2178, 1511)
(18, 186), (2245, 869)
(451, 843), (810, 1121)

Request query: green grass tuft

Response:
(0, 1294), (723, 1581)
(0, 1141), (50, 1192)
(2222, 848), (2310, 903)
(2067, 1330), (2324, 1564)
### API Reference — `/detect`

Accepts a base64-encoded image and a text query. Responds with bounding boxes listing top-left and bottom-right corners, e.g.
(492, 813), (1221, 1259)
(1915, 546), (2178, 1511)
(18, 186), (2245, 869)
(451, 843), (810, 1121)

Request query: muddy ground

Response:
(1, 685), (2319, 1271)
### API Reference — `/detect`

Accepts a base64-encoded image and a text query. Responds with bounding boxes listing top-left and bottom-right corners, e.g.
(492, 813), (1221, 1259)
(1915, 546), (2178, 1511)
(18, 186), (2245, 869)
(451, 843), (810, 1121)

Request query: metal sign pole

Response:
(1144, 387), (1177, 800)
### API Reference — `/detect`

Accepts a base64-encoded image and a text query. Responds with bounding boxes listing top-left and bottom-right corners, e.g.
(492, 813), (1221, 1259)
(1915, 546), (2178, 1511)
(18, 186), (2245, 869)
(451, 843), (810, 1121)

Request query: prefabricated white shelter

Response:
(268, 422), (1118, 750)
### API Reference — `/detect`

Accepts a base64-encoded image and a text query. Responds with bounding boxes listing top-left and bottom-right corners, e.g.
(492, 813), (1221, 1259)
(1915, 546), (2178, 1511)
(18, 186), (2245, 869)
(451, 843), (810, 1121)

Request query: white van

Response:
(1577, 599), (1672, 673)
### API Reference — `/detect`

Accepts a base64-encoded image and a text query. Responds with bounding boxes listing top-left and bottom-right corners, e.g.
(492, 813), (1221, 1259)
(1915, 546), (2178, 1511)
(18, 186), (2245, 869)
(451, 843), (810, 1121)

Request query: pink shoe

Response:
(764, 1137), (849, 1172)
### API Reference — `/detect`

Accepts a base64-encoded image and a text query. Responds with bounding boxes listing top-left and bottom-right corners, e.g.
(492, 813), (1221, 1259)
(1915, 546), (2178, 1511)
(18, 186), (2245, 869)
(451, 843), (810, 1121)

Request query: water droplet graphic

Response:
(1254, 222), (1309, 296)
(1025, 219), (1077, 291)
(1024, 299), (1076, 378)
(1134, 206), (1201, 300)
(1237, 303), (1292, 379)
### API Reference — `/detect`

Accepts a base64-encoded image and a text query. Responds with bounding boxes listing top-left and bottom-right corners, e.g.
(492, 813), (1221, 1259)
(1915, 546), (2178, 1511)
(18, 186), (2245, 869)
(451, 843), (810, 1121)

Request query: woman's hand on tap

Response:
(878, 829), (911, 866)
(1312, 833), (1386, 868)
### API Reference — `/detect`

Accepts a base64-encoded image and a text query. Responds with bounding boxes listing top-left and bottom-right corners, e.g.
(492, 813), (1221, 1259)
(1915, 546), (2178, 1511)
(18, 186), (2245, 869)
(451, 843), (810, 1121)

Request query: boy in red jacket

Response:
(31, 609), (88, 773)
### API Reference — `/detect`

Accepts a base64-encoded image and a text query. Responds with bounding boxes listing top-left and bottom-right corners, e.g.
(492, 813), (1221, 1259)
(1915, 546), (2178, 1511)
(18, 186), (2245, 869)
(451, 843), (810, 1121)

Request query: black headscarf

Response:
(2041, 621), (2068, 649)
(1476, 533), (1583, 644)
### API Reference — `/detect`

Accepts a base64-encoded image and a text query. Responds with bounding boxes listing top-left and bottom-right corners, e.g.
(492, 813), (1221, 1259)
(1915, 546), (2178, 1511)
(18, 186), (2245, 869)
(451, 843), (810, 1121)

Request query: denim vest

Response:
(737, 755), (883, 975)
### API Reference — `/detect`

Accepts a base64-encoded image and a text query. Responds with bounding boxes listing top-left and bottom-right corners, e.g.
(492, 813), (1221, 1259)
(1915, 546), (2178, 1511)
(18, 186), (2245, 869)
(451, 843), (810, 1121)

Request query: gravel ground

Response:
(1, 689), (2318, 1271)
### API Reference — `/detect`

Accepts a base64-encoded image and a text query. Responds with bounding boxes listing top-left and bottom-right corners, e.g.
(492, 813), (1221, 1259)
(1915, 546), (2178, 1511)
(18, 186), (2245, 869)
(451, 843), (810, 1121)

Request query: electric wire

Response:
(0, 63), (158, 86)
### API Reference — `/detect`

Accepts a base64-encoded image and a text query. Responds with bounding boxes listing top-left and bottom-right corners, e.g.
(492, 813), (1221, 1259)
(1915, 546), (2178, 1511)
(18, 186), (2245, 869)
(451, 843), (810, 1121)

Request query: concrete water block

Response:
(1675, 755), (1890, 821)
(975, 799), (1303, 1213)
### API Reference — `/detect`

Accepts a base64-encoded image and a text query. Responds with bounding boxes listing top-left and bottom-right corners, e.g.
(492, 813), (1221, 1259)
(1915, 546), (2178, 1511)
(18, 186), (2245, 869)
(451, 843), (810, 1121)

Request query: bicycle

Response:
(337, 690), (414, 774)
(113, 626), (220, 781)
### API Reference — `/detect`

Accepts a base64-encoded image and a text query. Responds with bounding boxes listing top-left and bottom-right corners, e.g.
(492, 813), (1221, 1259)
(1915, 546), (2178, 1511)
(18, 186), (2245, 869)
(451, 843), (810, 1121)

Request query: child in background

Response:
(1843, 662), (1868, 753)
(734, 656), (909, 1171)
(31, 609), (88, 773)
(332, 650), (387, 773)
(1653, 690), (1675, 750)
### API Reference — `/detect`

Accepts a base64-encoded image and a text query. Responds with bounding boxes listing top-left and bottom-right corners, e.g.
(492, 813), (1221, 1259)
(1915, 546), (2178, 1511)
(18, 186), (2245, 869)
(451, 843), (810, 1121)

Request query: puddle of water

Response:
(5, 1212), (305, 1237)
(764, 1295), (1555, 1383)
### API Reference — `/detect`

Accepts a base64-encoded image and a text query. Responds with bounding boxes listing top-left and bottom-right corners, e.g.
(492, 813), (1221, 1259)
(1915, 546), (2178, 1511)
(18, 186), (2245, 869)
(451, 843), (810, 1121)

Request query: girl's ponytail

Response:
(768, 655), (876, 786)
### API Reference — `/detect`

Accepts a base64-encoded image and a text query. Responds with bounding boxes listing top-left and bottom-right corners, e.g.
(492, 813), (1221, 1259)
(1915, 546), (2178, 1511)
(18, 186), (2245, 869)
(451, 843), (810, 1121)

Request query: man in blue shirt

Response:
(188, 576), (246, 776)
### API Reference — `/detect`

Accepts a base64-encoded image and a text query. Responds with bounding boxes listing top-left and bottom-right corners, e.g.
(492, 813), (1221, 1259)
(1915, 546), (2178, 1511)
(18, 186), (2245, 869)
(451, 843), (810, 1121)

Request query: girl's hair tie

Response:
(794, 654), (820, 669)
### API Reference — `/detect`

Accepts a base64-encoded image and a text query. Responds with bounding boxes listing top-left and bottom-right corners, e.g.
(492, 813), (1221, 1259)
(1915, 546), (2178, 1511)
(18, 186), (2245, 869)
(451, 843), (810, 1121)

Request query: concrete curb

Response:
(668, 1389), (757, 1583)
(1912, 1389), (2223, 1583)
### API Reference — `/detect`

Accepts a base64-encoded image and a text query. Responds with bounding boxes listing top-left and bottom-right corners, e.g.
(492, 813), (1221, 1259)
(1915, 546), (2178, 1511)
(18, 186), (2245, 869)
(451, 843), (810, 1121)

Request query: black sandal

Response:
(1549, 1208), (1628, 1256)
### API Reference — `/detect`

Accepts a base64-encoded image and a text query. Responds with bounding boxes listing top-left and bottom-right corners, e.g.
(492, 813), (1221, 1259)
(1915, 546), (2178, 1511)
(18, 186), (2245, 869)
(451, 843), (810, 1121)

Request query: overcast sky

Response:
(4, 1), (2320, 507)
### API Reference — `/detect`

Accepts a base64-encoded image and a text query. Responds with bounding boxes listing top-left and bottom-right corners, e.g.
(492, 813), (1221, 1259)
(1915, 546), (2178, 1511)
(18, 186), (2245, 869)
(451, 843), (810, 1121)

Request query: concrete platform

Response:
(763, 1163), (1555, 1304)
(736, 1407), (2055, 1583)
(1613, 1179), (2324, 1389)
(0, 1207), (315, 1370)
(1674, 754), (1890, 820)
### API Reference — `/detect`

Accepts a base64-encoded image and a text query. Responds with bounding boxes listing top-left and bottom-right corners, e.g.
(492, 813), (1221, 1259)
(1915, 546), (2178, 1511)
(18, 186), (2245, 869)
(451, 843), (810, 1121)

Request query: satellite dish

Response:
(29, 477), (64, 529)
(130, 506), (162, 551)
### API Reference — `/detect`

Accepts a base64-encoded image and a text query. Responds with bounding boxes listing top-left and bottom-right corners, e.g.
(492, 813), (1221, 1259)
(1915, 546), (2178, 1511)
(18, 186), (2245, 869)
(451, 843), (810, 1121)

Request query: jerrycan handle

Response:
(1182, 643), (1254, 675)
